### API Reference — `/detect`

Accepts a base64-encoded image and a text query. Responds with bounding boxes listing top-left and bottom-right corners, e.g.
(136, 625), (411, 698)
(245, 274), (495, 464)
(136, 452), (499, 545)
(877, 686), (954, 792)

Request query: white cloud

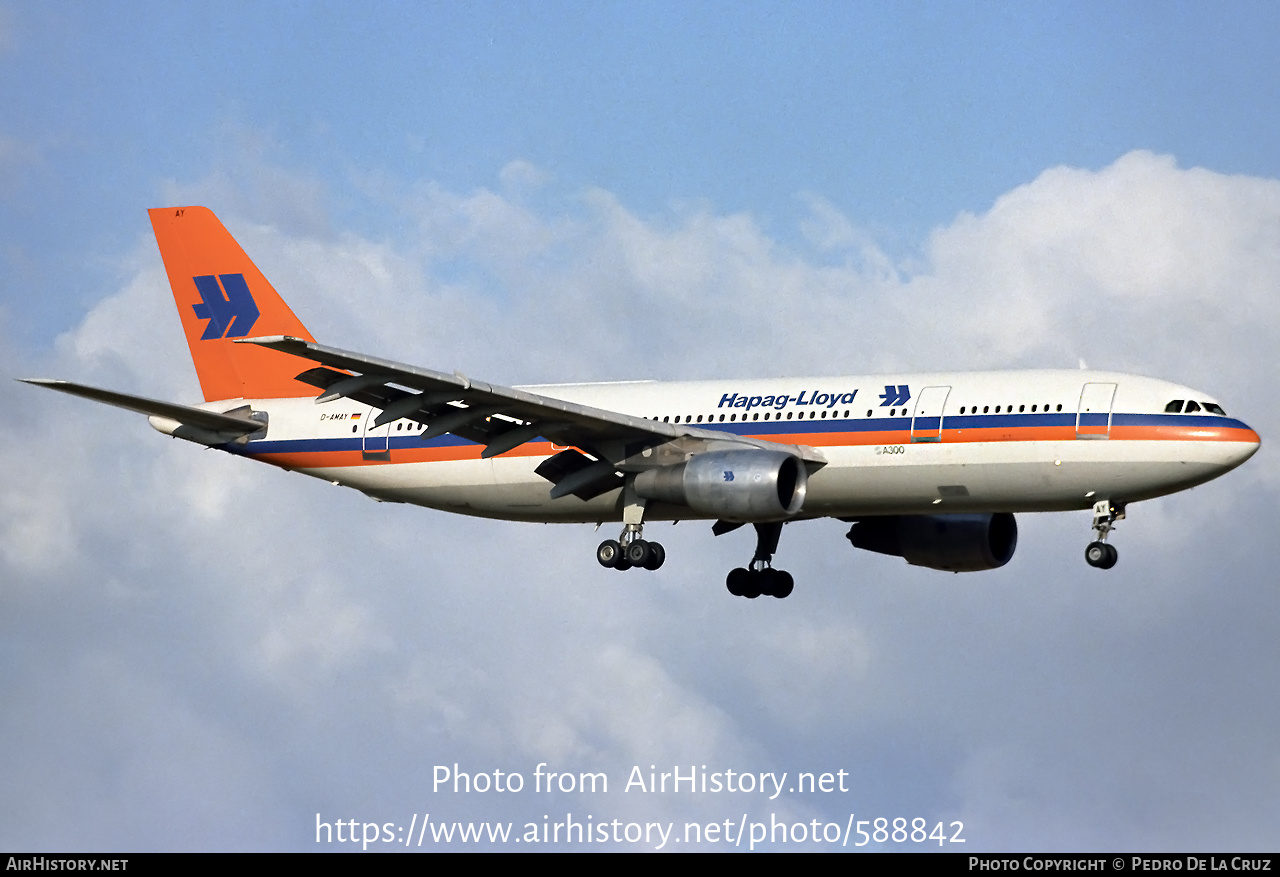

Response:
(499, 159), (551, 193)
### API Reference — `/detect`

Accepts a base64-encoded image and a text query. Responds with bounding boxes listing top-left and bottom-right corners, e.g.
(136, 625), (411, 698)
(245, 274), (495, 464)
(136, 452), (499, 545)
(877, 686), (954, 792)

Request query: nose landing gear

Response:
(1085, 499), (1124, 570)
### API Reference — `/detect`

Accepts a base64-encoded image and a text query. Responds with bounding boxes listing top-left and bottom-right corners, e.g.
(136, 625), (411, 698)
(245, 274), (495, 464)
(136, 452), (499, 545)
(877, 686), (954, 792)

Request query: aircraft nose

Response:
(1225, 420), (1261, 469)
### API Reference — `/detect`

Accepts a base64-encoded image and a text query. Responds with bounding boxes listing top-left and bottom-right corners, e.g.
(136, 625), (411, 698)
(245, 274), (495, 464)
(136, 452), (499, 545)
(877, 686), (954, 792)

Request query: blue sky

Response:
(3, 2), (1280, 851)
(9, 3), (1280, 340)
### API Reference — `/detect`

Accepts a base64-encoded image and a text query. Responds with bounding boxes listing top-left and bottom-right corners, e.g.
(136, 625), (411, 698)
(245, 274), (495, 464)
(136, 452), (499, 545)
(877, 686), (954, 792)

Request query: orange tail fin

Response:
(149, 206), (317, 401)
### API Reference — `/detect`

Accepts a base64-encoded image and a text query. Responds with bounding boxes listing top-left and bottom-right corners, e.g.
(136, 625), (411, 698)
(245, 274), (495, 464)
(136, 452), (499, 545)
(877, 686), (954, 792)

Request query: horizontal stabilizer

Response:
(19, 379), (266, 438)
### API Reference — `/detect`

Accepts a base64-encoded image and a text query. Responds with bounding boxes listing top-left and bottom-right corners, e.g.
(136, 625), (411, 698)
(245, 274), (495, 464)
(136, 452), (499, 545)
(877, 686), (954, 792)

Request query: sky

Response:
(2, 2), (1279, 852)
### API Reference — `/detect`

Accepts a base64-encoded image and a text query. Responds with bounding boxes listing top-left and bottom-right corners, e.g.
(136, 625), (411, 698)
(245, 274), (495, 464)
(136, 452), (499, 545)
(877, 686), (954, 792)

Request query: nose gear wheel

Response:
(1084, 499), (1125, 570)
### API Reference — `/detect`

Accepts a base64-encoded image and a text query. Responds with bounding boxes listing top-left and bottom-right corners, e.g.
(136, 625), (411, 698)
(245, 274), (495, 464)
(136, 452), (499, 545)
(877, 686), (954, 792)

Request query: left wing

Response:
(240, 336), (826, 499)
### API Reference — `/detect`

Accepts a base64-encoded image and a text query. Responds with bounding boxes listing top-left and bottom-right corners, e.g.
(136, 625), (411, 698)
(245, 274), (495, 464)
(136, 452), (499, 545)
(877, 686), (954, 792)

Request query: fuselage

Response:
(199, 369), (1260, 523)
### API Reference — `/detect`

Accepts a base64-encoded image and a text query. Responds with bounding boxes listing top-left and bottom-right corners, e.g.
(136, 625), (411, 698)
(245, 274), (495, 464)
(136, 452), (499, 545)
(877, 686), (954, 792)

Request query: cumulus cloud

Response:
(4, 151), (1278, 849)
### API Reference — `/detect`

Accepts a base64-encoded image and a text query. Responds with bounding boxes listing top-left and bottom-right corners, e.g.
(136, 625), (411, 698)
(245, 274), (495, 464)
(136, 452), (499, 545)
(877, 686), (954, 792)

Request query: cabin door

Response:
(362, 411), (391, 461)
(1076, 382), (1117, 439)
(911, 385), (952, 442)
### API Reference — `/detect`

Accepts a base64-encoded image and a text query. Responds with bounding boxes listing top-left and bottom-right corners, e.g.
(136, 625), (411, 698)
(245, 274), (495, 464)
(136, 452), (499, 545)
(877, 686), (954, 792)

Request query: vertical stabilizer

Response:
(149, 206), (317, 401)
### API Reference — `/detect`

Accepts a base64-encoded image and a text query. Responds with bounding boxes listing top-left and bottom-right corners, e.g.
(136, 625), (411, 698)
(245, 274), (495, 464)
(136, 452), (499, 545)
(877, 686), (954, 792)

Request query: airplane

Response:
(22, 207), (1261, 599)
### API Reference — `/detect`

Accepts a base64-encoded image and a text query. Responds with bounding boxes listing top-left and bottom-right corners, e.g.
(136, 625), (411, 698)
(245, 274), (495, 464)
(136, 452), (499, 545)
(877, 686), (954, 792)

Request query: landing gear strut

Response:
(725, 521), (794, 599)
(1085, 499), (1124, 570)
(596, 486), (665, 572)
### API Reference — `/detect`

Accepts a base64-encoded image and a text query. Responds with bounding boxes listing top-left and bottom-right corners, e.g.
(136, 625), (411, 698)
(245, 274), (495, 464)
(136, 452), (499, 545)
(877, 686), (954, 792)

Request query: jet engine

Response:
(634, 450), (807, 521)
(845, 513), (1017, 572)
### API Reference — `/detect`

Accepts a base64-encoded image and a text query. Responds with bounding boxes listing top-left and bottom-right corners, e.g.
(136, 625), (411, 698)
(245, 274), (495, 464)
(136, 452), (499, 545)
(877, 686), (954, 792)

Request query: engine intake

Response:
(846, 513), (1017, 572)
(634, 450), (807, 521)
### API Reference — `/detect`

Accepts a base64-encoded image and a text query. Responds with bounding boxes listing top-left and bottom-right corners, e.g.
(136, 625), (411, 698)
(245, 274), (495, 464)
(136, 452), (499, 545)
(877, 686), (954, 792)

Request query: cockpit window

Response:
(1165, 400), (1184, 413)
(1202, 402), (1227, 415)
(1184, 400), (1201, 413)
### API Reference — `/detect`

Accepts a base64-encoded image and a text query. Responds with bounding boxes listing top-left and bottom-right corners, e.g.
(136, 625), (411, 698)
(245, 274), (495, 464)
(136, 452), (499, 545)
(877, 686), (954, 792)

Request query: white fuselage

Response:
(211, 369), (1259, 523)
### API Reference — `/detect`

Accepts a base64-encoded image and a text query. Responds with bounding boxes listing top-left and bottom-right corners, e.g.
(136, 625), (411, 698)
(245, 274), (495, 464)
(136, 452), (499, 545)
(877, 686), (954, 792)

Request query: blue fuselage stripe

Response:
(229, 412), (1251, 456)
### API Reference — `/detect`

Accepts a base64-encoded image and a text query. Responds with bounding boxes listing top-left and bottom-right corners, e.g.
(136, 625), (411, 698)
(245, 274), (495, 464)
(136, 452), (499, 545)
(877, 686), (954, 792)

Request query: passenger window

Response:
(787, 412), (793, 420)
(1165, 400), (1184, 413)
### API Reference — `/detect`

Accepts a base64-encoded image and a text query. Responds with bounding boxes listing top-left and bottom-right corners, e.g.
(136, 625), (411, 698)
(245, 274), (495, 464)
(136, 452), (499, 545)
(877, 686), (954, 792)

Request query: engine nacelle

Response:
(846, 513), (1017, 572)
(633, 450), (807, 521)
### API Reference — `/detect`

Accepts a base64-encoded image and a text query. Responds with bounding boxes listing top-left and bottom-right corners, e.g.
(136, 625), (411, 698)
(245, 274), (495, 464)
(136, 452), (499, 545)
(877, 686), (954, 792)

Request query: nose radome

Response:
(1226, 422), (1261, 469)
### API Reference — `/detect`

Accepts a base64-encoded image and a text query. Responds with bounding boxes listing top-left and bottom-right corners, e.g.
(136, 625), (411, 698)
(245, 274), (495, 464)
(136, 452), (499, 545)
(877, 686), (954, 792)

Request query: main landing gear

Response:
(1085, 499), (1125, 570)
(597, 486), (665, 571)
(596, 525), (666, 571)
(725, 521), (794, 599)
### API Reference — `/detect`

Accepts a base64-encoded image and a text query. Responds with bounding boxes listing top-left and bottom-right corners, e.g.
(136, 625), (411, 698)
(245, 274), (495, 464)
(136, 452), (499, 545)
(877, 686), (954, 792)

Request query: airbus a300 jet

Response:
(23, 207), (1261, 599)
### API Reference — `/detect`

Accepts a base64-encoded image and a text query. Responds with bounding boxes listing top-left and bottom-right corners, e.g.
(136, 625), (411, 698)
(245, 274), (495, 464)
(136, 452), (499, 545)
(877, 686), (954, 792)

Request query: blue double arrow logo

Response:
(191, 274), (260, 340)
(879, 384), (911, 407)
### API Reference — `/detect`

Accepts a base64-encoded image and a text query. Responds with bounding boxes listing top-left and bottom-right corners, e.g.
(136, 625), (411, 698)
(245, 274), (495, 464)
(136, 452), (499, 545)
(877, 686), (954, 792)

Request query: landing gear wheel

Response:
(597, 539), (621, 569)
(625, 539), (651, 568)
(722, 522), (796, 599)
(1085, 541), (1118, 569)
(642, 542), (665, 571)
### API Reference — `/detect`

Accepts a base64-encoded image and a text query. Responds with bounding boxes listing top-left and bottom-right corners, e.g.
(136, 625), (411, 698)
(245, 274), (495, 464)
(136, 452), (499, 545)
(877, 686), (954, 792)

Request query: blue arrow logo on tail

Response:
(879, 384), (911, 407)
(191, 274), (260, 340)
